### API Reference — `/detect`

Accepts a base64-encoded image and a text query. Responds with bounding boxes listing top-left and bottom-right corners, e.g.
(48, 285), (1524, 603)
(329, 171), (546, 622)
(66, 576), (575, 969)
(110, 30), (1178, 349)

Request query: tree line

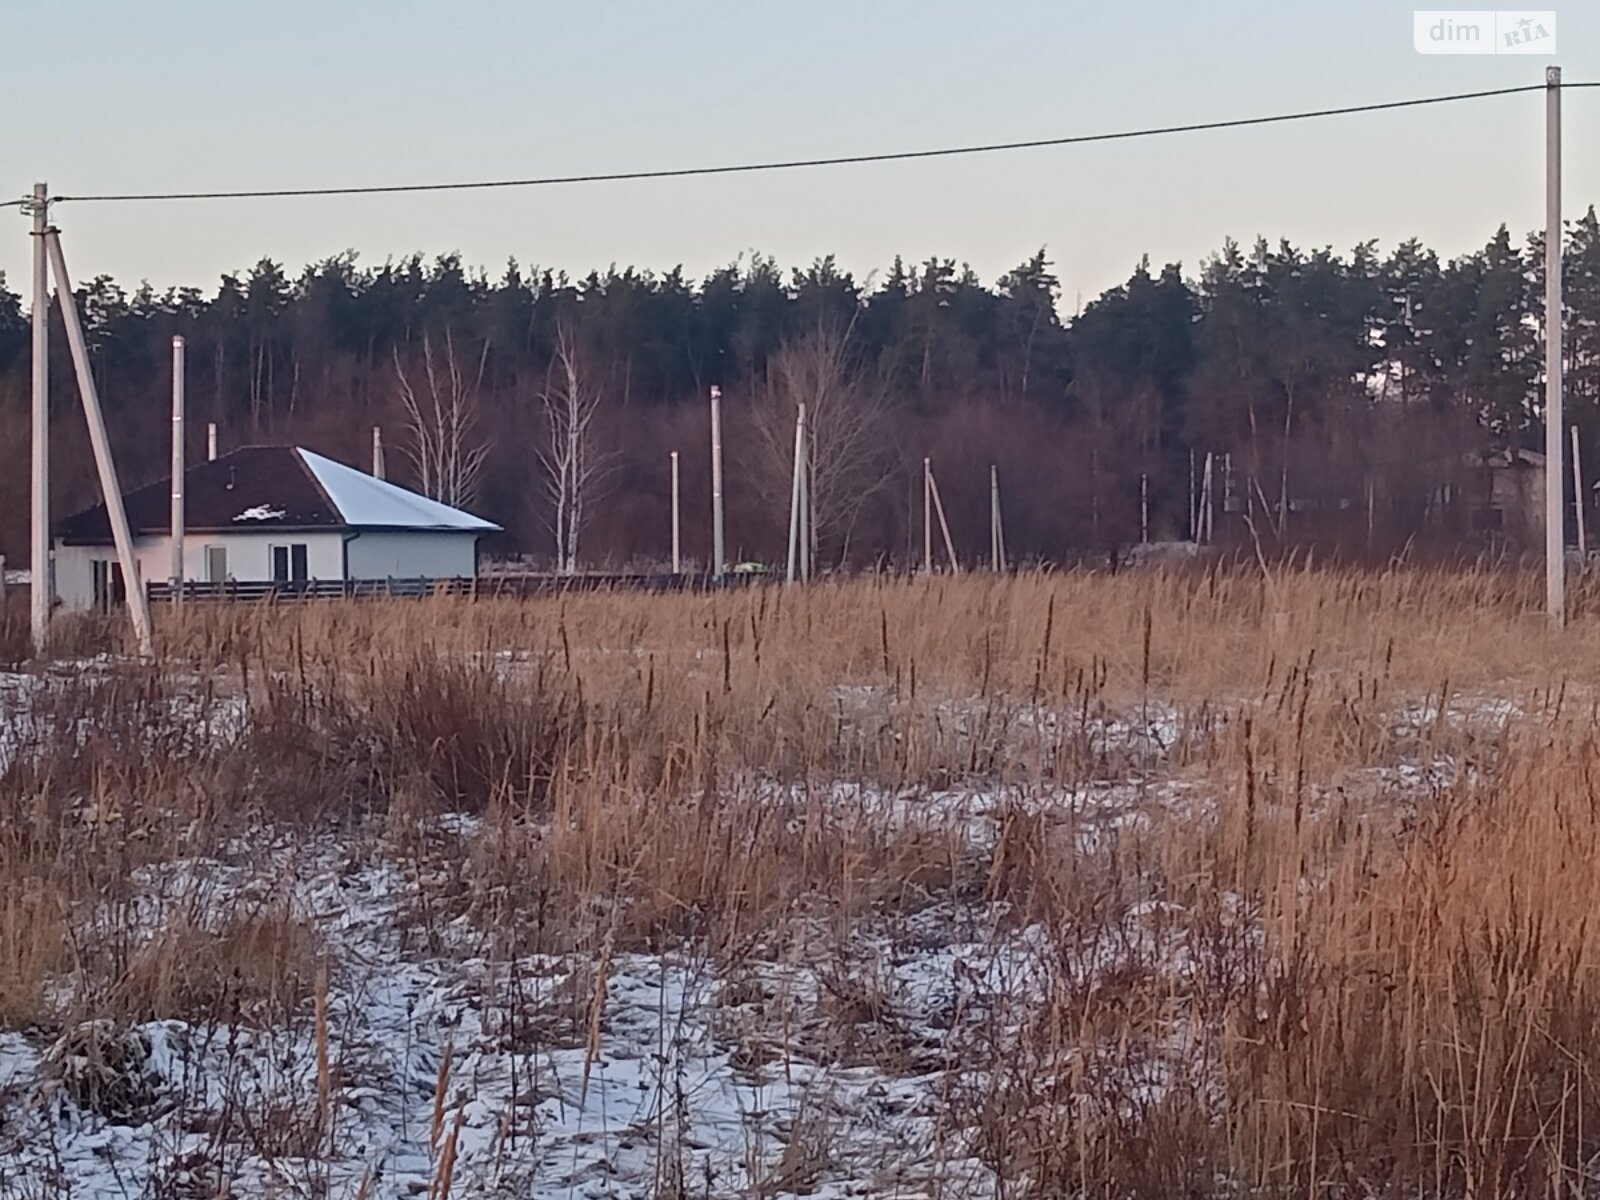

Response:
(3, 210), (1600, 570)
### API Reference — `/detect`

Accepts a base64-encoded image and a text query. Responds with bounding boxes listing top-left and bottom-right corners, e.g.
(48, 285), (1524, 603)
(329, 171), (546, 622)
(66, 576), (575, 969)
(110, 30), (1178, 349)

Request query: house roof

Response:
(56, 446), (500, 543)
(1479, 447), (1547, 469)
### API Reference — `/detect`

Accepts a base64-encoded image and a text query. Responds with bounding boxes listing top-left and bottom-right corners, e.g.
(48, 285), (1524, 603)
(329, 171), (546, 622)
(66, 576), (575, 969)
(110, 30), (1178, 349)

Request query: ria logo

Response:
(1503, 13), (1554, 47)
(1413, 10), (1556, 54)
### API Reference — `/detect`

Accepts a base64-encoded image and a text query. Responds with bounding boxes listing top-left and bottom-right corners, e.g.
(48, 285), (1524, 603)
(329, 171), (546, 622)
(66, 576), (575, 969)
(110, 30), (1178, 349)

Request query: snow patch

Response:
(0, 835), (1009, 1198)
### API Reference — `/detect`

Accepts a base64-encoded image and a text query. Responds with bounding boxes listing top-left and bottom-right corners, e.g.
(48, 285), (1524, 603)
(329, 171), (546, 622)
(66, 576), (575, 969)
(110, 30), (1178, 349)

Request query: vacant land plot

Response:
(3, 567), (1600, 1198)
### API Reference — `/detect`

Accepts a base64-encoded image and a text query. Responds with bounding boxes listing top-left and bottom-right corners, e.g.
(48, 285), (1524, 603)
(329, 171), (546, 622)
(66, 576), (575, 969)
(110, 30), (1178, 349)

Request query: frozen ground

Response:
(0, 678), (1499, 1199)
(0, 822), (1027, 1200)
(0, 662), (245, 776)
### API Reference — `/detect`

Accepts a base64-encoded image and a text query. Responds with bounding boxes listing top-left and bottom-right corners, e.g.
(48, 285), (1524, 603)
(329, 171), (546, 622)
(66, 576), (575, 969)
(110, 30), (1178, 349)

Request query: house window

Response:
(91, 559), (125, 613)
(205, 545), (229, 583)
(271, 543), (309, 583)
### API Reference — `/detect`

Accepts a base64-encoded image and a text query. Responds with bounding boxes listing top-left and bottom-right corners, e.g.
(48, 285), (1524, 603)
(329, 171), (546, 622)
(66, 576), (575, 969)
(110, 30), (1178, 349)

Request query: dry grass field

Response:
(5, 566), (1600, 1197)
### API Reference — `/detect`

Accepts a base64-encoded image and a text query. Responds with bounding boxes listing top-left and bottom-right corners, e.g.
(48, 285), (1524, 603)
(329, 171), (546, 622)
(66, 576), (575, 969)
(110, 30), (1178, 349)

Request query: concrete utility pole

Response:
(1189, 449), (1197, 541)
(787, 403), (807, 584)
(926, 460), (960, 575)
(1210, 454), (1222, 543)
(45, 229), (154, 658)
(30, 183), (49, 655)
(990, 464), (1007, 571)
(923, 457), (933, 573)
(670, 450), (681, 574)
(1574, 424), (1587, 561)
(709, 385), (725, 581)
(171, 336), (186, 603)
(1546, 65), (1565, 624)
(799, 425), (811, 581)
(372, 426), (385, 479)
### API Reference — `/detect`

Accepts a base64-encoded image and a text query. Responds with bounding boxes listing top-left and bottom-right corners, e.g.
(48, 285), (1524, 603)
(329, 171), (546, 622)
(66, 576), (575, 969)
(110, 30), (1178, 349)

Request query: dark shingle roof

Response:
(56, 446), (341, 543)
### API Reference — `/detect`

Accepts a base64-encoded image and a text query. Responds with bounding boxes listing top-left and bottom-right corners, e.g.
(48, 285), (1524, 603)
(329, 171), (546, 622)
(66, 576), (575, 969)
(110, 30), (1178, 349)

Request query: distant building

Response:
(52, 446), (499, 610)
(1472, 447), (1546, 547)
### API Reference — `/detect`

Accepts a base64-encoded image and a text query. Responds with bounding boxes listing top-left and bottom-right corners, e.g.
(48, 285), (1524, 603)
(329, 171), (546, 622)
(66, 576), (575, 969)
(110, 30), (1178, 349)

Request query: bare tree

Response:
(393, 331), (490, 508)
(747, 318), (895, 566)
(537, 324), (611, 573)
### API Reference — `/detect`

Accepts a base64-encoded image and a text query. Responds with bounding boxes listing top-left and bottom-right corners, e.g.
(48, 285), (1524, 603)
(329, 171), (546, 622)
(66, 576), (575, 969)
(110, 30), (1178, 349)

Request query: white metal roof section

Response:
(296, 449), (501, 531)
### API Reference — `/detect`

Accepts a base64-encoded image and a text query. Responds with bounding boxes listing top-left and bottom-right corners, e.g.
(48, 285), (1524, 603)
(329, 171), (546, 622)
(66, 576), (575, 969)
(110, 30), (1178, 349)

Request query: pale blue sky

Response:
(5, 1), (1597, 305)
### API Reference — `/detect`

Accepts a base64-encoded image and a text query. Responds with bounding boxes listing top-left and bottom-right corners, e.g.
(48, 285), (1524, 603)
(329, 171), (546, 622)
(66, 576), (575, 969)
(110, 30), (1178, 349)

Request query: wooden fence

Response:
(144, 571), (752, 604)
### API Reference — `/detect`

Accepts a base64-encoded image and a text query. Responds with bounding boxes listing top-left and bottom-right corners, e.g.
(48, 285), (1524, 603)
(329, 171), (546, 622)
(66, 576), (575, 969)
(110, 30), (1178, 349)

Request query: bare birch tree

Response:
(537, 324), (611, 573)
(393, 331), (490, 508)
(748, 318), (894, 565)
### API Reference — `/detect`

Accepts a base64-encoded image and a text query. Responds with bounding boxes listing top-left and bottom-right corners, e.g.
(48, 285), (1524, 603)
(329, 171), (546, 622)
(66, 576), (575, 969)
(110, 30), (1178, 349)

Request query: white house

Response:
(53, 446), (500, 610)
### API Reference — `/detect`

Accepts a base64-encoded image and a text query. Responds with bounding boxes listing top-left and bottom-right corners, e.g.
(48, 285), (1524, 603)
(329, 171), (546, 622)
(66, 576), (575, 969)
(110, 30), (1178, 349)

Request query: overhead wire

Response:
(9, 81), (1591, 208)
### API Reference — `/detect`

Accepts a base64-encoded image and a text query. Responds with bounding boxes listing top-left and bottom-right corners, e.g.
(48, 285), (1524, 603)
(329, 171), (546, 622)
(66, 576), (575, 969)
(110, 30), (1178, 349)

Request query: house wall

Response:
(53, 543), (104, 611)
(52, 531), (346, 611)
(53, 529), (479, 610)
(1489, 464), (1546, 546)
(345, 530), (479, 579)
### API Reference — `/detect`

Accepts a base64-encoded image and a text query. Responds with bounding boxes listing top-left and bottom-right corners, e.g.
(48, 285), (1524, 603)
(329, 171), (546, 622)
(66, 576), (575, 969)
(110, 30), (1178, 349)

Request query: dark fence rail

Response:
(146, 571), (760, 604)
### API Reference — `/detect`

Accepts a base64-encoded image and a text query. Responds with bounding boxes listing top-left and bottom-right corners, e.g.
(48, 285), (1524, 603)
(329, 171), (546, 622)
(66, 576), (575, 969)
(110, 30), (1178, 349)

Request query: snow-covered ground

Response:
(0, 661), (245, 776)
(0, 673), (1499, 1199)
(0, 824), (1025, 1199)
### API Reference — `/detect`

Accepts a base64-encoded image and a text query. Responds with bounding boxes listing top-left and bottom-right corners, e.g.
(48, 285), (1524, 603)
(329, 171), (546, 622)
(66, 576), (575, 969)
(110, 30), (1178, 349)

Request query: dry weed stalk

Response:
(429, 1104), (467, 1200)
(430, 1038), (454, 1157)
(314, 960), (330, 1144)
(9, 565), (1600, 1196)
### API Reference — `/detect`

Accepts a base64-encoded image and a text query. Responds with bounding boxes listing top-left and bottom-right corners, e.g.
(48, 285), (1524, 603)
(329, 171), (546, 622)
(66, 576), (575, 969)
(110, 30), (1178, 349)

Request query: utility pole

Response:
(923, 457), (933, 574)
(171, 336), (185, 605)
(799, 424), (812, 581)
(787, 403), (806, 584)
(1189, 449), (1197, 541)
(45, 228), (154, 658)
(990, 464), (1007, 571)
(927, 461), (960, 575)
(1547, 65), (1565, 624)
(670, 450), (681, 574)
(29, 183), (49, 655)
(372, 426), (385, 479)
(1573, 424), (1587, 562)
(1140, 473), (1150, 544)
(709, 385), (725, 581)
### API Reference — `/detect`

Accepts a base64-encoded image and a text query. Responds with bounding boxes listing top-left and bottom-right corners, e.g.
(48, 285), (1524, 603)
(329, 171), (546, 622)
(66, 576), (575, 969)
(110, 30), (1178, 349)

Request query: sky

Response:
(4, 1), (1598, 307)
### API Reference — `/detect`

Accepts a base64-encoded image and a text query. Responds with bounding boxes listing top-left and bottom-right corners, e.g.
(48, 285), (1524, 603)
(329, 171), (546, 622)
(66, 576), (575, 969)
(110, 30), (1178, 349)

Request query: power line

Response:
(9, 80), (1598, 208)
